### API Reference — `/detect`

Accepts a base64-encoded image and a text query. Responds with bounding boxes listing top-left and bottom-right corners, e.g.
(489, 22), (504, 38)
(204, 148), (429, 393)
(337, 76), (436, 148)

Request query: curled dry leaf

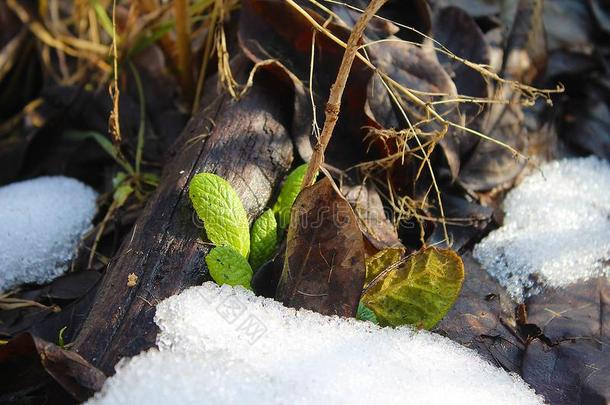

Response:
(362, 247), (464, 329)
(0, 333), (106, 403)
(276, 177), (366, 317)
(343, 184), (403, 253)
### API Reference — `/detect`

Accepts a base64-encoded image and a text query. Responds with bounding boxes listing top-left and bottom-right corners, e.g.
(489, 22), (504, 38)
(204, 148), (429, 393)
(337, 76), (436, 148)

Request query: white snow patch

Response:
(474, 156), (610, 301)
(89, 283), (543, 405)
(0, 176), (97, 292)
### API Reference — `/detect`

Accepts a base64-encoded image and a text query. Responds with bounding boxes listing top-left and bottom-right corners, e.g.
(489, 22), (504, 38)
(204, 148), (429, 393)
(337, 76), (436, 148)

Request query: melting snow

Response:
(0, 176), (97, 292)
(474, 156), (610, 301)
(90, 283), (543, 405)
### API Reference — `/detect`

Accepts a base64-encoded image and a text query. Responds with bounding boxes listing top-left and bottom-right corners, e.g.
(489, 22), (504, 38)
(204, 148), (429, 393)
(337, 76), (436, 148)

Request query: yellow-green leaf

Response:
(189, 173), (250, 258)
(205, 246), (253, 289)
(356, 302), (378, 323)
(249, 209), (278, 271)
(113, 183), (134, 207)
(364, 247), (405, 287)
(272, 163), (308, 230)
(362, 247), (464, 330)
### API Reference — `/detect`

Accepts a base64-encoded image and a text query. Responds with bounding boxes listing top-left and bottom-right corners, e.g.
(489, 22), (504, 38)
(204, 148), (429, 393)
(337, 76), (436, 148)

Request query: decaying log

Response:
(72, 68), (294, 374)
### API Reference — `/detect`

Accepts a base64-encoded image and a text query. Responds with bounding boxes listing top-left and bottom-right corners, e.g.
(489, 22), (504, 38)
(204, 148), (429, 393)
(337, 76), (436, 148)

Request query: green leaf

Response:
(205, 246), (253, 289)
(356, 302), (378, 324)
(91, 0), (114, 38)
(364, 247), (405, 287)
(57, 326), (67, 348)
(249, 209), (278, 271)
(112, 171), (128, 189)
(272, 163), (308, 230)
(113, 183), (134, 207)
(189, 173), (250, 257)
(129, 21), (174, 56)
(142, 172), (160, 186)
(361, 247), (464, 330)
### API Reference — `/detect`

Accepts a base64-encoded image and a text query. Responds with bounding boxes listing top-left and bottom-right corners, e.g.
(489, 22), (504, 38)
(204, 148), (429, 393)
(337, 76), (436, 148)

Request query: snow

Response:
(0, 176), (97, 292)
(90, 283), (543, 405)
(474, 156), (610, 301)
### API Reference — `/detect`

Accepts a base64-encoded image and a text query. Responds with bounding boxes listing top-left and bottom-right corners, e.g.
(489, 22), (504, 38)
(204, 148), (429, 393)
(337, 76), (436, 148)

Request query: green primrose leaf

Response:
(272, 163), (308, 230)
(189, 173), (250, 257)
(249, 209), (278, 271)
(361, 247), (464, 330)
(356, 302), (378, 324)
(364, 247), (405, 287)
(205, 245), (253, 289)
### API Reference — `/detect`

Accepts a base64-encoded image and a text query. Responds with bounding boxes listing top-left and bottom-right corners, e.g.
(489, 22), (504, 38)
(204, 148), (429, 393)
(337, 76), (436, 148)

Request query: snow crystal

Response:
(474, 156), (610, 301)
(0, 176), (97, 292)
(90, 283), (543, 405)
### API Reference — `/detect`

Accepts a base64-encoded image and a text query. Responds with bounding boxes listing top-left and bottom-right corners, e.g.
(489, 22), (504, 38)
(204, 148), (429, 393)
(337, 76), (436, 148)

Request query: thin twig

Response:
(299, 0), (388, 188)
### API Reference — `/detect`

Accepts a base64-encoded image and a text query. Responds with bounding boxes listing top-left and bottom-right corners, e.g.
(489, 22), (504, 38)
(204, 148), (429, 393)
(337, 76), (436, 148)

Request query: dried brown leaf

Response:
(276, 177), (366, 317)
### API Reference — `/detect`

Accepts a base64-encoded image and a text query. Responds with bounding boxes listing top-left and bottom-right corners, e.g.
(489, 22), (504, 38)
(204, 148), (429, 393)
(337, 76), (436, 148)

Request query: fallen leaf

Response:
(364, 247), (405, 287)
(561, 78), (610, 160)
(331, 0), (431, 43)
(428, 193), (493, 251)
(365, 38), (463, 179)
(343, 184), (403, 252)
(434, 6), (491, 125)
(543, 0), (594, 52)
(520, 277), (610, 404)
(356, 302), (378, 323)
(362, 247), (464, 329)
(430, 0), (501, 18)
(503, 0), (547, 82)
(20, 270), (100, 301)
(589, 0), (610, 34)
(276, 177), (366, 317)
(0, 333), (106, 403)
(457, 101), (527, 191)
(435, 253), (524, 372)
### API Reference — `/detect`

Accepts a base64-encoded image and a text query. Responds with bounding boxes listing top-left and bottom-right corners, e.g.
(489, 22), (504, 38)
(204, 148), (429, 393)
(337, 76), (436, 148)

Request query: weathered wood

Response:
(72, 69), (294, 374)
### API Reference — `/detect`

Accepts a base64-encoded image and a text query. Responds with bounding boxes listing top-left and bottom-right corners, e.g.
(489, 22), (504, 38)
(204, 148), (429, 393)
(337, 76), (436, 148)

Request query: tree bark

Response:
(72, 65), (294, 374)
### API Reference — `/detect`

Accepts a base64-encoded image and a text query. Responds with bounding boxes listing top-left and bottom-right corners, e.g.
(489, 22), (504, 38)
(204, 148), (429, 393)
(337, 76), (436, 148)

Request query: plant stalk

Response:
(299, 0), (388, 188)
(174, 0), (193, 102)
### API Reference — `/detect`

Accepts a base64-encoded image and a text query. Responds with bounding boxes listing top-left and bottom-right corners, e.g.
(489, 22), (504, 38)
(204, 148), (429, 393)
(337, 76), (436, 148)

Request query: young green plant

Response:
(188, 165), (307, 289)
